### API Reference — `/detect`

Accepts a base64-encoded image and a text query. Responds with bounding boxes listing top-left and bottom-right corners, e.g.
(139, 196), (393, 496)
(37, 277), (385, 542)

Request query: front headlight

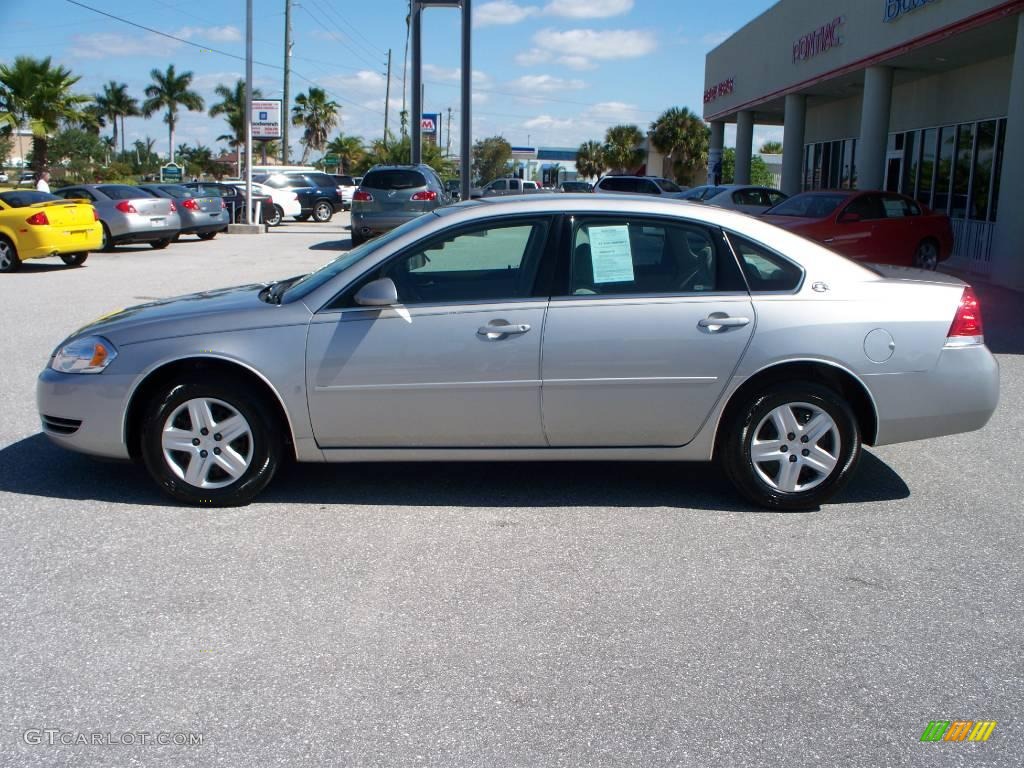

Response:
(50, 336), (118, 374)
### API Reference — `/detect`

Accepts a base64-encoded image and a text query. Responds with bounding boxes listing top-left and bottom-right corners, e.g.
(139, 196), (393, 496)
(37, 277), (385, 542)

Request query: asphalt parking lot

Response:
(1, 217), (1022, 767)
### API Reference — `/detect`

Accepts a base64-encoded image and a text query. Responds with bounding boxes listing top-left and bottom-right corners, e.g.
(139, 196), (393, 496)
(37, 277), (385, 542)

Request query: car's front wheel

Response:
(719, 382), (861, 511)
(60, 252), (88, 267)
(312, 200), (333, 222)
(140, 377), (282, 506)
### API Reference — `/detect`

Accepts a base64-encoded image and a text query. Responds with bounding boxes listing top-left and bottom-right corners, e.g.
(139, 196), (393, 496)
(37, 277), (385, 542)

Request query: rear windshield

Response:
(362, 169), (426, 190)
(656, 178), (682, 192)
(98, 185), (147, 201)
(767, 194), (848, 218)
(186, 184), (227, 197)
(0, 191), (59, 207)
(157, 185), (193, 198)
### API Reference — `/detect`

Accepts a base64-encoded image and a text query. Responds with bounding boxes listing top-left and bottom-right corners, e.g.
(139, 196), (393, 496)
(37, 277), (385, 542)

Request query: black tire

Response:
(718, 381), (861, 511)
(100, 223), (115, 252)
(312, 200), (333, 222)
(295, 213), (311, 222)
(140, 376), (282, 506)
(265, 205), (284, 227)
(0, 235), (21, 273)
(350, 230), (366, 247)
(150, 238), (172, 250)
(913, 239), (940, 271)
(198, 232), (217, 241)
(60, 252), (88, 267)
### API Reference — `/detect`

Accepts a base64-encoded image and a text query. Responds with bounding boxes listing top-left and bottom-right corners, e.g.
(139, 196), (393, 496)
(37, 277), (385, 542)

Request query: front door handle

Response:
(698, 314), (750, 331)
(478, 321), (531, 337)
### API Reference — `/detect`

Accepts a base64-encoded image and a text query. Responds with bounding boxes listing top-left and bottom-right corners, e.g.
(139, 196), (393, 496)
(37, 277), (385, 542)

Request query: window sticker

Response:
(588, 225), (634, 283)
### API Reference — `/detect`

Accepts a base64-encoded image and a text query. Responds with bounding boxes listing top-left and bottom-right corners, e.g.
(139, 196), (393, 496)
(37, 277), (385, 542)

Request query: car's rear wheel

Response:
(0, 236), (21, 273)
(719, 382), (861, 511)
(312, 200), (333, 222)
(197, 232), (217, 241)
(913, 239), (940, 270)
(140, 377), (282, 506)
(60, 252), (88, 267)
(150, 238), (172, 250)
(100, 223), (115, 252)
(265, 205), (284, 227)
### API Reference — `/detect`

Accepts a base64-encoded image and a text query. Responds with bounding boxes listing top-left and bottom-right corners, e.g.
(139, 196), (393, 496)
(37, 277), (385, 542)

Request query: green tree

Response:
(365, 129), (452, 176)
(0, 55), (90, 172)
(75, 103), (107, 135)
(759, 140), (783, 154)
(649, 106), (709, 186)
(142, 64), (205, 164)
(324, 133), (365, 174)
(50, 127), (106, 181)
(291, 87), (340, 164)
(209, 79), (263, 175)
(575, 139), (605, 179)
(471, 135), (512, 184)
(95, 81), (140, 155)
(602, 124), (645, 174)
(721, 147), (775, 186)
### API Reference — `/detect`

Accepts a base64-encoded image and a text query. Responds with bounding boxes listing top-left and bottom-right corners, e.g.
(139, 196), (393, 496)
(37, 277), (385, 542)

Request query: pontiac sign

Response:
(793, 16), (845, 63)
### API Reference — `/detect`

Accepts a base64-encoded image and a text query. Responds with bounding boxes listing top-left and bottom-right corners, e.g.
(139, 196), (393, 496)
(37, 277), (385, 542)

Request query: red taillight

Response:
(947, 286), (984, 341)
(115, 201), (138, 214)
(92, 208), (99, 221)
(169, 201), (178, 213)
(26, 211), (49, 225)
(353, 190), (373, 202)
(221, 200), (226, 209)
(181, 198), (199, 211)
(411, 190), (437, 202)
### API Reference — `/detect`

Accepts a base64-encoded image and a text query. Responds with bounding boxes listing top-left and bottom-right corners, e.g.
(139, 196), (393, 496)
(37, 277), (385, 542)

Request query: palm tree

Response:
(291, 87), (340, 164)
(0, 55), (90, 172)
(95, 81), (140, 156)
(324, 133), (364, 174)
(649, 107), (709, 185)
(76, 103), (107, 135)
(575, 139), (606, 180)
(142, 65), (204, 164)
(209, 79), (263, 176)
(602, 124), (645, 175)
(100, 135), (115, 165)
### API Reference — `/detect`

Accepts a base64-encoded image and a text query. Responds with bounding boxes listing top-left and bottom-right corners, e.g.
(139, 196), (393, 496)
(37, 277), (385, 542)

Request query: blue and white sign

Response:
(883, 0), (939, 23)
(251, 99), (282, 140)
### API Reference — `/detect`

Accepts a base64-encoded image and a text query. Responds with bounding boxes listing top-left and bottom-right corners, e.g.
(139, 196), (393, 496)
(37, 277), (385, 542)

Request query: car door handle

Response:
(478, 322), (531, 337)
(698, 315), (750, 330)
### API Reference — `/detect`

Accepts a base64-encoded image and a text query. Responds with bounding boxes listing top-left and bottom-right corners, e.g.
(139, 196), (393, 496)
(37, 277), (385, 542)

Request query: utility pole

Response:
(411, 3), (422, 163)
(282, 0), (292, 165)
(461, 0), (471, 201)
(446, 107), (452, 158)
(384, 49), (392, 147)
(245, 0), (253, 224)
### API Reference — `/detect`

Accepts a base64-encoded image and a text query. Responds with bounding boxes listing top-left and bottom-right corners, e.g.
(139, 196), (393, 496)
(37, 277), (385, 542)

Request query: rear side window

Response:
(159, 185), (193, 198)
(598, 178), (633, 193)
(768, 194), (847, 218)
(726, 233), (803, 292)
(98, 185), (146, 200)
(843, 194), (886, 221)
(334, 175), (355, 186)
(363, 170), (427, 190)
(302, 173), (337, 188)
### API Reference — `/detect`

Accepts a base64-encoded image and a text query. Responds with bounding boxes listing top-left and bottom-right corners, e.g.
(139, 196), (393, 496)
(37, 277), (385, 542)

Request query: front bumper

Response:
(36, 367), (135, 459)
(869, 342), (1000, 446)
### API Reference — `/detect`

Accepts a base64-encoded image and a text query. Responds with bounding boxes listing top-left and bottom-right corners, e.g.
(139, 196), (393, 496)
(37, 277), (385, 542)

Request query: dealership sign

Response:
(884, 0), (939, 23)
(251, 99), (282, 140)
(420, 113), (440, 134)
(703, 78), (735, 104)
(793, 16), (845, 62)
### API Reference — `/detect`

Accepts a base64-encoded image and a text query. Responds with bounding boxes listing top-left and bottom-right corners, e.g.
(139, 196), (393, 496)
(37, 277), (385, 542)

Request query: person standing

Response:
(35, 170), (51, 193)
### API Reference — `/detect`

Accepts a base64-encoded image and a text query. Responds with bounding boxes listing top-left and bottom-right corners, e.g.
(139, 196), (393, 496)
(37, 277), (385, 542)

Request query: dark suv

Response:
(594, 175), (689, 198)
(259, 171), (343, 222)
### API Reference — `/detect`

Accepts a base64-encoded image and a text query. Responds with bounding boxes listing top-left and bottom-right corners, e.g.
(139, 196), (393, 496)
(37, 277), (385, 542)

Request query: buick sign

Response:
(884, 0), (939, 23)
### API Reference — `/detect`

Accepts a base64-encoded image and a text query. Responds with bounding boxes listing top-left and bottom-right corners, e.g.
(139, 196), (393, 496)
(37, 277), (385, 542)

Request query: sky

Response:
(0, 0), (781, 159)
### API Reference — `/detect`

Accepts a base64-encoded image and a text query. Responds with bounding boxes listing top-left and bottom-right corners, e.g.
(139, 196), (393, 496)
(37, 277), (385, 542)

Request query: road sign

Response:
(324, 155), (339, 165)
(251, 99), (282, 140)
(160, 162), (183, 182)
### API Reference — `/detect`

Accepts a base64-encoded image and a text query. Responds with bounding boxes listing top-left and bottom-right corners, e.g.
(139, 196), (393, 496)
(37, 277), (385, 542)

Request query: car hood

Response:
(70, 282), (305, 346)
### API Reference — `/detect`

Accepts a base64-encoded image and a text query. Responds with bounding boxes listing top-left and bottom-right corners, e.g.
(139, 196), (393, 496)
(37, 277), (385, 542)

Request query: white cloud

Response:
(176, 25), (243, 43)
(508, 74), (586, 93)
(544, 0), (633, 18)
(524, 115), (575, 130)
(557, 55), (596, 71)
(68, 32), (181, 59)
(474, 1), (539, 27)
(532, 28), (657, 59)
(514, 48), (551, 66)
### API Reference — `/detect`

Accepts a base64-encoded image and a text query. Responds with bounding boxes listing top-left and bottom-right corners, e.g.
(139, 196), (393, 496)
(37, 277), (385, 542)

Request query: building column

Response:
(734, 110), (754, 184)
(781, 94), (806, 196)
(991, 13), (1024, 290)
(707, 121), (725, 186)
(857, 66), (893, 190)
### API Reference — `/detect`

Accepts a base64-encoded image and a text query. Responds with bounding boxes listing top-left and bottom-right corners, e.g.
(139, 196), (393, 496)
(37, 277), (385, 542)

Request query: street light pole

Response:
(461, 0), (471, 201)
(411, 3), (422, 164)
(245, 0), (253, 224)
(283, 0), (292, 165)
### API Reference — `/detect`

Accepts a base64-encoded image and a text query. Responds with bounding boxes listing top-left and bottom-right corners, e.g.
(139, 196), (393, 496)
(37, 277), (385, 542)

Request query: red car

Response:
(761, 190), (953, 270)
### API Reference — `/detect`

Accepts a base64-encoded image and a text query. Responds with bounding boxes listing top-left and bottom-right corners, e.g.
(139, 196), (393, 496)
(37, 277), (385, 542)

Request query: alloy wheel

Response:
(314, 202), (332, 222)
(914, 241), (939, 270)
(749, 402), (840, 493)
(161, 397), (254, 489)
(0, 241), (13, 271)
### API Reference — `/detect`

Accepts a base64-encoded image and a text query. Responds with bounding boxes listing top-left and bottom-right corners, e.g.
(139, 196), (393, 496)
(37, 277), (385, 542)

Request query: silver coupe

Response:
(37, 196), (999, 509)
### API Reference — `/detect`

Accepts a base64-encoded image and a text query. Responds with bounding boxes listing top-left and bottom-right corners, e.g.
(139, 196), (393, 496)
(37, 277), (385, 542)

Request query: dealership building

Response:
(704, 0), (1024, 289)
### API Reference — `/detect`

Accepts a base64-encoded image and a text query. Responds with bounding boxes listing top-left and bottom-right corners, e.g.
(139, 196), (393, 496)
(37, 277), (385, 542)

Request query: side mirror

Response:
(838, 211), (861, 223)
(354, 277), (398, 307)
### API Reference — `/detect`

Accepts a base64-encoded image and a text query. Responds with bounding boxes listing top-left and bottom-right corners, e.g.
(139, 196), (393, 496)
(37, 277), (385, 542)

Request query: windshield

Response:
(0, 191), (60, 207)
(282, 214), (439, 303)
(767, 193), (848, 218)
(656, 178), (683, 193)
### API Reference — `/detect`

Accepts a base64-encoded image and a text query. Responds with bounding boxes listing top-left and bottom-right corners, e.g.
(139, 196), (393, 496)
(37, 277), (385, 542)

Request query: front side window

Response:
(369, 219), (550, 305)
(726, 234), (803, 293)
(767, 193), (847, 218)
(568, 217), (745, 296)
(843, 194), (886, 220)
(656, 178), (682, 193)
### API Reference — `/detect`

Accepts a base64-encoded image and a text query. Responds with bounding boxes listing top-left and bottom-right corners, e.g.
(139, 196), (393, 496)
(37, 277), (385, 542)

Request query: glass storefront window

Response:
(971, 121), (996, 222)
(933, 126), (955, 214)
(951, 123), (974, 219)
(903, 131), (918, 195)
(917, 128), (937, 207)
(991, 119), (1006, 222)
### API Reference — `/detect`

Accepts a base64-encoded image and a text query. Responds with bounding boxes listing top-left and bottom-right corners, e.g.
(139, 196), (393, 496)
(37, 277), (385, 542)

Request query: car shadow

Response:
(0, 434), (908, 512)
(6, 262), (70, 273)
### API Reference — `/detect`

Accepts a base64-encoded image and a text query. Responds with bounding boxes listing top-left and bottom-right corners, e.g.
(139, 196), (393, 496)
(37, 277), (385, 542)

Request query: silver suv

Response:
(351, 164), (451, 245)
(595, 175), (689, 198)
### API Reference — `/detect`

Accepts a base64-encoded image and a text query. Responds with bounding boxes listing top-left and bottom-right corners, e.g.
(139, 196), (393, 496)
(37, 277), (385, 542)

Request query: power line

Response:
(297, 3), (384, 72)
(306, 0), (386, 63)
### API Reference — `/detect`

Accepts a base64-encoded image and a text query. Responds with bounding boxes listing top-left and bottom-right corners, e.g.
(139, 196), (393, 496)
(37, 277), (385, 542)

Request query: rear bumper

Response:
(18, 224), (103, 260)
(351, 210), (425, 233)
(869, 343), (999, 446)
(178, 210), (230, 233)
(36, 367), (134, 459)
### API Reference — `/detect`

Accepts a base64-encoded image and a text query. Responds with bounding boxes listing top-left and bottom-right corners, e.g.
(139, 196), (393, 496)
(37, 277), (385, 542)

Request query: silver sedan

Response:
(37, 195), (999, 509)
(54, 183), (181, 250)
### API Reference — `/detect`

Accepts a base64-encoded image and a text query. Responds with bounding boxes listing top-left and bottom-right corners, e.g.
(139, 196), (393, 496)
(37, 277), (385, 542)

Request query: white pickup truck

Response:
(471, 177), (552, 198)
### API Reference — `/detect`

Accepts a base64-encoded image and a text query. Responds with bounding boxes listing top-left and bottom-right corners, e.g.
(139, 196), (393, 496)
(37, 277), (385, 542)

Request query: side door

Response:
(306, 216), (556, 448)
(826, 193), (885, 260)
(483, 179), (506, 197)
(876, 193), (919, 265)
(541, 214), (755, 447)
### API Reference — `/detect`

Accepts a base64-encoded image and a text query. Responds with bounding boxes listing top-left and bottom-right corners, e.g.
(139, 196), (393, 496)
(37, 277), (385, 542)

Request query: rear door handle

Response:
(698, 315), (750, 330)
(478, 322), (531, 337)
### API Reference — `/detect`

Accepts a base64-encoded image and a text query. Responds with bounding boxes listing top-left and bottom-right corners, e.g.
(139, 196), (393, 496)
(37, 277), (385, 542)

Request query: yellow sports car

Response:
(0, 189), (103, 272)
